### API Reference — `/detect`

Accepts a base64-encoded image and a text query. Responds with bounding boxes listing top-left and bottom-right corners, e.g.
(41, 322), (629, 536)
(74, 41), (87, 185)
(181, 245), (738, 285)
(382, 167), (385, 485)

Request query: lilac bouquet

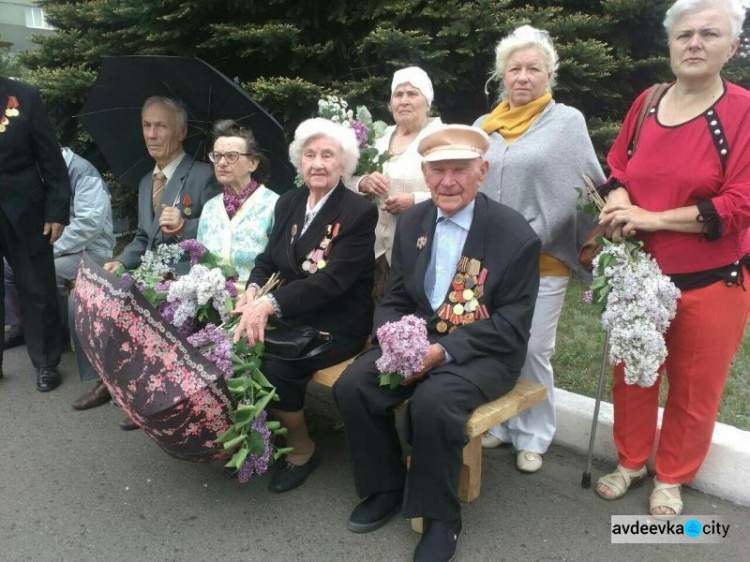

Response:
(316, 95), (389, 177)
(376, 314), (431, 389)
(580, 176), (681, 387)
(118, 240), (289, 481)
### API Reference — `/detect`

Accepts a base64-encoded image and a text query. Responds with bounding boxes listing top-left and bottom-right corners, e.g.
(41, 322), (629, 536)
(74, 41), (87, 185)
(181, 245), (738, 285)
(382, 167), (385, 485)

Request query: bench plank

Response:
(465, 379), (548, 437)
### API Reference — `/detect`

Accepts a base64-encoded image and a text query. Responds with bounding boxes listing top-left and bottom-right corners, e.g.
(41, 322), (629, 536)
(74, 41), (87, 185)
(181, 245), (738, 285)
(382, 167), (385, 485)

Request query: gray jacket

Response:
(116, 155), (220, 274)
(473, 100), (606, 280)
(59, 148), (115, 262)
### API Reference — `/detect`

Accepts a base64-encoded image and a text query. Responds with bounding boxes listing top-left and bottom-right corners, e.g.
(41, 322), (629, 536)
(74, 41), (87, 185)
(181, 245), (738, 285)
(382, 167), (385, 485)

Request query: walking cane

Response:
(581, 329), (610, 488)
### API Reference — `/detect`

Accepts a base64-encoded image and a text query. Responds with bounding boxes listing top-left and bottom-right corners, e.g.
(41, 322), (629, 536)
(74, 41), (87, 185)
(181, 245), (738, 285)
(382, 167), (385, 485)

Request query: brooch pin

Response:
(0, 96), (19, 134)
(416, 234), (428, 250)
(182, 194), (193, 215)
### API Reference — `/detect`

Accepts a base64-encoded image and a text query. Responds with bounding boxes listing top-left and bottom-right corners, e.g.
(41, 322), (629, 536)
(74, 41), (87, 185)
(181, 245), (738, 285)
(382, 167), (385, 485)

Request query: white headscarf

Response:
(391, 66), (434, 107)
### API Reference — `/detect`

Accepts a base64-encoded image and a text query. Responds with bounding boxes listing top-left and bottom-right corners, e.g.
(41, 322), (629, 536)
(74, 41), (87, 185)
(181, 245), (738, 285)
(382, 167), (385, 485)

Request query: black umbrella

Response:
(78, 55), (295, 195)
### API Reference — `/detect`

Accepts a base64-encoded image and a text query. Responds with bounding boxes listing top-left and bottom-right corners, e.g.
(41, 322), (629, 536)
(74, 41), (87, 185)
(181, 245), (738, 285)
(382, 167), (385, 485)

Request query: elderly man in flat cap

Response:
(334, 124), (541, 561)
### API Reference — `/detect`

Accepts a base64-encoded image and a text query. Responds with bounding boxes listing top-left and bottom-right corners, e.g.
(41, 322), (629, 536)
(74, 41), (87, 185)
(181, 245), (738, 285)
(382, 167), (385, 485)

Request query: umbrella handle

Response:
(581, 330), (610, 488)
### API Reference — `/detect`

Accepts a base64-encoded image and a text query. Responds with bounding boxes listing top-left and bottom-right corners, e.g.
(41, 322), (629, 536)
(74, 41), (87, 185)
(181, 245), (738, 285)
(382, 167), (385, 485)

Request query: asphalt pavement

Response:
(0, 346), (748, 562)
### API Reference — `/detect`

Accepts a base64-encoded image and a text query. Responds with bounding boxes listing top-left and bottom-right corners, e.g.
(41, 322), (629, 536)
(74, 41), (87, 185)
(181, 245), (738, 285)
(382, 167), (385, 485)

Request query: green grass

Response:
(553, 278), (750, 431)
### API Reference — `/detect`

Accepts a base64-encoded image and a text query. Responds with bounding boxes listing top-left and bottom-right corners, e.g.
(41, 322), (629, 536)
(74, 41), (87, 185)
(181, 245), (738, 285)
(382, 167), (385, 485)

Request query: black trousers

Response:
(333, 347), (486, 522)
(0, 210), (61, 369)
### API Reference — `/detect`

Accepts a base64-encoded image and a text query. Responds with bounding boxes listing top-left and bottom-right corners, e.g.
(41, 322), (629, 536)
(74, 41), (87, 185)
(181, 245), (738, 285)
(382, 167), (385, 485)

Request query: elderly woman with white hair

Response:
(596, 0), (750, 516)
(352, 66), (443, 295)
(232, 118), (377, 493)
(473, 25), (606, 473)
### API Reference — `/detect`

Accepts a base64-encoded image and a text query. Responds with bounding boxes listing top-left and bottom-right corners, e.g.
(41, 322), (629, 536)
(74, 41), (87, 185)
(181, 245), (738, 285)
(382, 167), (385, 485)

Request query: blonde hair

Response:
(486, 25), (559, 99)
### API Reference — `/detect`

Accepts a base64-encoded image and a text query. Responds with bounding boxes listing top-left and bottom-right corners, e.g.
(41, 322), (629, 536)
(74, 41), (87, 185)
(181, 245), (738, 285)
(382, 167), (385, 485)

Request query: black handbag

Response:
(263, 317), (333, 361)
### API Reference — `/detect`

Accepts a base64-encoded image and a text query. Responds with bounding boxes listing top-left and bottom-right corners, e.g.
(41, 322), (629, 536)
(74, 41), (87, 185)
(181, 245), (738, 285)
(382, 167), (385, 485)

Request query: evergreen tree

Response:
(18, 1), (748, 214)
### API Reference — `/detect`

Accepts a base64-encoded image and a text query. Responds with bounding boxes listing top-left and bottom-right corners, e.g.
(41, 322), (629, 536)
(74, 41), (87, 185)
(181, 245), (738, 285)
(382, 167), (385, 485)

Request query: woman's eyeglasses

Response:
(208, 151), (251, 164)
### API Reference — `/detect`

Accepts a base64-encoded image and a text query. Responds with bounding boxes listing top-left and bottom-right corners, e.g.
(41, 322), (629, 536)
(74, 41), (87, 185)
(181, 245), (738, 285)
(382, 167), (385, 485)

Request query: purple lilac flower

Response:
(582, 289), (593, 305)
(154, 280), (173, 292)
(237, 410), (273, 483)
(224, 280), (238, 298)
(187, 324), (233, 376)
(180, 239), (206, 266)
(121, 273), (133, 282)
(350, 119), (369, 149)
(158, 300), (195, 338)
(375, 314), (430, 380)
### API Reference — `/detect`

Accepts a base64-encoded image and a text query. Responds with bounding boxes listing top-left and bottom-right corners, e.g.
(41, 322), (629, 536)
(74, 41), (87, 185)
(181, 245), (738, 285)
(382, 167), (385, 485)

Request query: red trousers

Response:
(613, 271), (750, 484)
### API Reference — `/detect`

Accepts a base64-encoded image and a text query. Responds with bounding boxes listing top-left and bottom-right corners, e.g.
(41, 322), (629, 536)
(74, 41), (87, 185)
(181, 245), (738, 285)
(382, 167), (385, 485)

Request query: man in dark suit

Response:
(72, 96), (220, 417)
(0, 76), (71, 391)
(334, 124), (541, 562)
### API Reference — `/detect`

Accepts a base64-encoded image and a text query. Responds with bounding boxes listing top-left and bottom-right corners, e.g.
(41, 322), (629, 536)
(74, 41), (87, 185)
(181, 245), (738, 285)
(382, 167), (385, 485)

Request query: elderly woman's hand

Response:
(235, 286), (258, 309)
(599, 188), (632, 240)
(359, 172), (390, 198)
(232, 295), (274, 346)
(600, 188), (663, 238)
(44, 222), (65, 245)
(381, 192), (415, 216)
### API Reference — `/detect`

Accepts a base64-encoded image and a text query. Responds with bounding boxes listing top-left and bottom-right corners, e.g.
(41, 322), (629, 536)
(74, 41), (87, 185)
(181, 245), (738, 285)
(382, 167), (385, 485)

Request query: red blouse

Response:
(607, 80), (750, 275)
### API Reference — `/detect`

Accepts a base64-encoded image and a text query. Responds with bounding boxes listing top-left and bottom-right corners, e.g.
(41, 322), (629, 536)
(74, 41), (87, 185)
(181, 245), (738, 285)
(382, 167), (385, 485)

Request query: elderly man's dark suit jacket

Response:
(376, 191), (541, 400)
(116, 156), (219, 274)
(0, 77), (70, 254)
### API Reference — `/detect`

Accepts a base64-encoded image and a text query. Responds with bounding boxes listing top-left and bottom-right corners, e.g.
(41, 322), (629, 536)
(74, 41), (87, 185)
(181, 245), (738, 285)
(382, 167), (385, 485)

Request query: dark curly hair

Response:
(211, 119), (271, 184)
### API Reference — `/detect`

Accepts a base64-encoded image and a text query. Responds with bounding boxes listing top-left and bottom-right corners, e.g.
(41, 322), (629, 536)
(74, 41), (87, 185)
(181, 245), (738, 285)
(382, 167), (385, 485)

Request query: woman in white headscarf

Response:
(351, 66), (443, 295)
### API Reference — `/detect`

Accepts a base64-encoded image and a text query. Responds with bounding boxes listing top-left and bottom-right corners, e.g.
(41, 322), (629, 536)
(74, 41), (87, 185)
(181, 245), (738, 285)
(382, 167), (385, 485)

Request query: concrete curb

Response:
(552, 388), (750, 507)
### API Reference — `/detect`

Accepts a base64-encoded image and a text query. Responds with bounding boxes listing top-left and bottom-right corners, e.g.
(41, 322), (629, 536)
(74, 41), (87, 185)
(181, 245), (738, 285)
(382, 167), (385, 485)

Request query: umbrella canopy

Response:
(78, 55), (295, 194)
(74, 253), (234, 462)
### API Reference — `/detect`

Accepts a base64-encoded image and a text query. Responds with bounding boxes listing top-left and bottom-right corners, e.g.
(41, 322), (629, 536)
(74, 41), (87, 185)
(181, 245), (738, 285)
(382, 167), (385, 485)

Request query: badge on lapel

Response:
(302, 222), (340, 274)
(416, 234), (428, 250)
(0, 96), (20, 134)
(436, 256), (490, 333)
(182, 194), (193, 216)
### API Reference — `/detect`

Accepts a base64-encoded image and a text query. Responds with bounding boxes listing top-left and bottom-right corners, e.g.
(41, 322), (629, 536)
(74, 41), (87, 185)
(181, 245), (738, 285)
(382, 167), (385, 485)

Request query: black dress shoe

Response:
(4, 326), (25, 349)
(36, 367), (61, 392)
(72, 380), (111, 410)
(413, 517), (462, 562)
(347, 489), (403, 533)
(267, 450), (321, 493)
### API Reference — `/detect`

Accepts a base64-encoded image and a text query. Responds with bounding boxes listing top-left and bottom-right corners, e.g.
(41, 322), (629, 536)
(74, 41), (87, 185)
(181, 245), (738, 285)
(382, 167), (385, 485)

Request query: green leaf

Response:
(233, 446), (249, 469)
(250, 369), (274, 388)
(248, 430), (266, 454)
(223, 435), (247, 449)
(214, 427), (238, 444)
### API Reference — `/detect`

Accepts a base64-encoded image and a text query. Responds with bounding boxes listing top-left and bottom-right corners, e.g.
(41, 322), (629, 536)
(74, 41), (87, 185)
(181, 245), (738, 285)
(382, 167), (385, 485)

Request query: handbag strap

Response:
(629, 82), (670, 157)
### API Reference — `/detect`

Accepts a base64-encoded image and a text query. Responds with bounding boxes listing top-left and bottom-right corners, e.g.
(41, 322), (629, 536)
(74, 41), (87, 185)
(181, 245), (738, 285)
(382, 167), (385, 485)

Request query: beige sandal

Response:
(596, 465), (647, 500)
(649, 478), (683, 516)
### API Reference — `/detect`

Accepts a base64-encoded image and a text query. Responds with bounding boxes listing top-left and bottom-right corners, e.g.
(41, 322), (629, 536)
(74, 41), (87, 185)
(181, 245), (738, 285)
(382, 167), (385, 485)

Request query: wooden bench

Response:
(311, 359), (547, 532)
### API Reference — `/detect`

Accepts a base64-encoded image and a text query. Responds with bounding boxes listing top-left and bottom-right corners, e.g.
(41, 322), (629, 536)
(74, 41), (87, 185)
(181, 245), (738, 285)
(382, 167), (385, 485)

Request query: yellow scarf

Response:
(481, 92), (552, 144)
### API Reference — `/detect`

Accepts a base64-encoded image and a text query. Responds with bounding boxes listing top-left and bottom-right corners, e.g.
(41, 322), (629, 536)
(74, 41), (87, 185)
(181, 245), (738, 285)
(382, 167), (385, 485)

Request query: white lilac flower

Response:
(593, 242), (680, 387)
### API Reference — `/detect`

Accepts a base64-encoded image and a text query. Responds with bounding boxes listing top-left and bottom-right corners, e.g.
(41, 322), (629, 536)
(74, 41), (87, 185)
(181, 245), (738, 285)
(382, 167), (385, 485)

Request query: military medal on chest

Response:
(436, 256), (490, 333)
(0, 96), (20, 134)
(302, 222), (340, 274)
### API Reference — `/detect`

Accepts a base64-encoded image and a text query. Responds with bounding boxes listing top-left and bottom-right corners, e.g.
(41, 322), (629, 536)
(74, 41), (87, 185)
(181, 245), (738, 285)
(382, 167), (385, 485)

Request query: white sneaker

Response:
(516, 451), (543, 473)
(481, 432), (507, 449)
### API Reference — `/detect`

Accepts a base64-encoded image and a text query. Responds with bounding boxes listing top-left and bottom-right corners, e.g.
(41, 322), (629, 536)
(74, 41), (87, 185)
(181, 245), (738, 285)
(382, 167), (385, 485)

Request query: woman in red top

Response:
(596, 0), (750, 516)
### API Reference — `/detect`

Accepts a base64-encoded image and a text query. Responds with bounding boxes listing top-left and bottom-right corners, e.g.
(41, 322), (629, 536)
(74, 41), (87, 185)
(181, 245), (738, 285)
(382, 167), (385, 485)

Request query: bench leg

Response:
(410, 517), (425, 534)
(459, 435), (481, 503)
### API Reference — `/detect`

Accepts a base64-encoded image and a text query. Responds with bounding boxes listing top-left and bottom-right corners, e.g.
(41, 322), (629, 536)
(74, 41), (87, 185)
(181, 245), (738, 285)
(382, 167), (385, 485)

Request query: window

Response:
(25, 7), (54, 30)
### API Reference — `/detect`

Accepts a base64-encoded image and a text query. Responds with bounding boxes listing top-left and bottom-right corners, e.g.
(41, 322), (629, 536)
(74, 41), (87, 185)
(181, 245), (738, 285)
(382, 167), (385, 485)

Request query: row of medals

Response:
(0, 103), (20, 133)
(301, 223), (339, 274)
(436, 256), (490, 334)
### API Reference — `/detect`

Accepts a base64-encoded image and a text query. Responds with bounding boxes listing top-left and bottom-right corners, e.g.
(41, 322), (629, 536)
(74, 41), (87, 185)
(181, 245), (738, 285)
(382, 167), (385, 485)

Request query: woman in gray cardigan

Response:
(473, 25), (605, 473)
